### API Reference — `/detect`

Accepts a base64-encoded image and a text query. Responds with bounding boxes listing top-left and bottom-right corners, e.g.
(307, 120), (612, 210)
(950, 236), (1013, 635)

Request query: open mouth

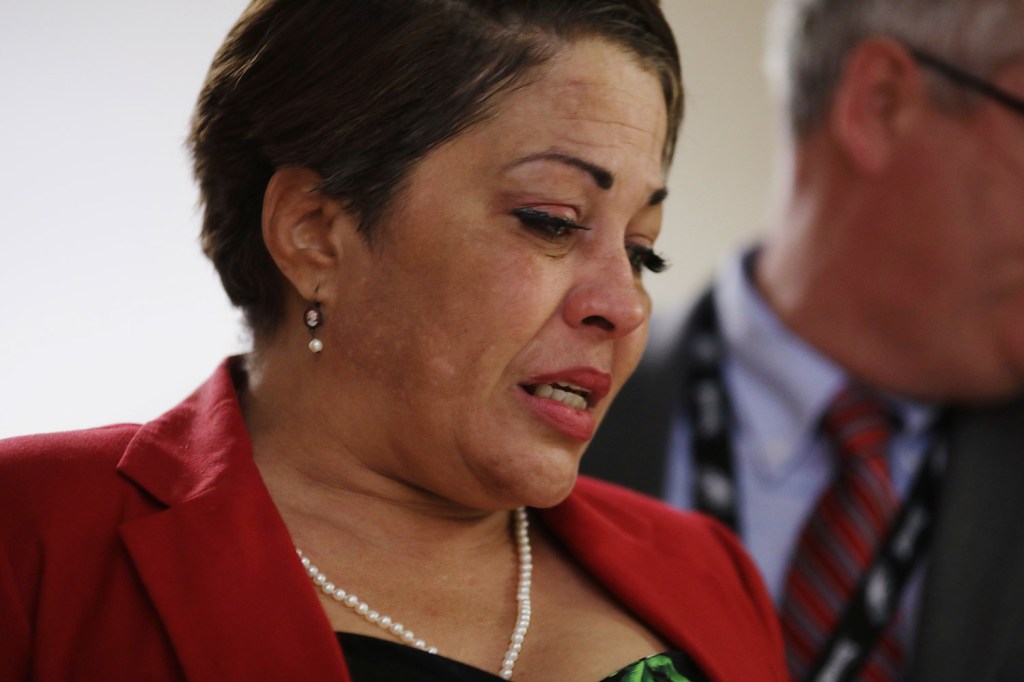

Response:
(522, 382), (591, 410)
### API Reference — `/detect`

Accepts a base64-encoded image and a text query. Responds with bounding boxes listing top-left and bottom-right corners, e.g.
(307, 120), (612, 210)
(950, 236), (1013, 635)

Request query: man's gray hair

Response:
(765, 0), (1024, 136)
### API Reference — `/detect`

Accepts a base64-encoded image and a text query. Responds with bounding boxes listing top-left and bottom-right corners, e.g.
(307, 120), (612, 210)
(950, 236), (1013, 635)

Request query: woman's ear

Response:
(261, 167), (354, 302)
(829, 38), (927, 173)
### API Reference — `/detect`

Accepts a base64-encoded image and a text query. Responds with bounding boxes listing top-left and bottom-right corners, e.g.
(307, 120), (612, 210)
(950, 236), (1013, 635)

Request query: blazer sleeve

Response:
(0, 426), (140, 681)
(0, 539), (31, 680)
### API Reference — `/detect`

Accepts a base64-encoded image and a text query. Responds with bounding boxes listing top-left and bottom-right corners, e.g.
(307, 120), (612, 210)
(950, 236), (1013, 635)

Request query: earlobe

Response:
(262, 167), (353, 302)
(830, 39), (923, 173)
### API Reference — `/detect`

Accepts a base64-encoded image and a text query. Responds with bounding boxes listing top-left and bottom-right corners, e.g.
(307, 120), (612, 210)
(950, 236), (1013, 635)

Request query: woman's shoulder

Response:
(0, 423), (142, 511)
(0, 423), (140, 470)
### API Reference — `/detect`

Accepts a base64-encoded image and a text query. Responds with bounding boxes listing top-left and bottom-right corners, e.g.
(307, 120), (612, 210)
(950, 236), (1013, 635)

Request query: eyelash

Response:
(511, 207), (590, 238)
(626, 244), (669, 275)
(511, 207), (668, 275)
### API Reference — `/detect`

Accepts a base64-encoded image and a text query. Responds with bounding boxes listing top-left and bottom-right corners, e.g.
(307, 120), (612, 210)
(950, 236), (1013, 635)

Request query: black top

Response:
(336, 632), (711, 681)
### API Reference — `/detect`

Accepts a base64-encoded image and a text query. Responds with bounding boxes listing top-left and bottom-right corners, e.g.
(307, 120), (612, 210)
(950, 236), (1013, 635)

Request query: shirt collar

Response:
(714, 250), (845, 480)
(713, 250), (937, 480)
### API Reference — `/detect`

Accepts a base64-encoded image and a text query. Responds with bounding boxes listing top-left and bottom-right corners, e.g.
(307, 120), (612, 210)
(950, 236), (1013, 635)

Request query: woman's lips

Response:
(518, 367), (612, 441)
(518, 386), (597, 440)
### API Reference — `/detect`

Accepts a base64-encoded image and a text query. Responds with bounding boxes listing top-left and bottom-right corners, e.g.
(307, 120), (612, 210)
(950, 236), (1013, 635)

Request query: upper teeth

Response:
(533, 382), (589, 410)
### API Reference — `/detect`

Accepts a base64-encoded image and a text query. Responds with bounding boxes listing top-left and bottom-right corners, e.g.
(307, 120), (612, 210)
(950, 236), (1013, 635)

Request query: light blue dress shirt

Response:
(663, 251), (936, 648)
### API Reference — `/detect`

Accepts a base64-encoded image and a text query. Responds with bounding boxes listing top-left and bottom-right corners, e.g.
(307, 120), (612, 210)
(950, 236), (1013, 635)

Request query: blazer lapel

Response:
(116, 360), (349, 681)
(119, 482), (348, 681)
(539, 479), (786, 682)
(911, 396), (1024, 680)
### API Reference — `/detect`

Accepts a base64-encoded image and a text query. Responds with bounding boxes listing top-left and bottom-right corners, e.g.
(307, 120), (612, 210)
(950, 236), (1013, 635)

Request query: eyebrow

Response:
(506, 151), (668, 206)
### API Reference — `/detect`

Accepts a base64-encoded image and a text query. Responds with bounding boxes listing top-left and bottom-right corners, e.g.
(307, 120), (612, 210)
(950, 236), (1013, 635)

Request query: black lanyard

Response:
(680, 289), (947, 681)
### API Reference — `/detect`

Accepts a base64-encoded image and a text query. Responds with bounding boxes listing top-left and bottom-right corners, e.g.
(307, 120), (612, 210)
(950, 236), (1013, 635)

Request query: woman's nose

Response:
(562, 251), (648, 338)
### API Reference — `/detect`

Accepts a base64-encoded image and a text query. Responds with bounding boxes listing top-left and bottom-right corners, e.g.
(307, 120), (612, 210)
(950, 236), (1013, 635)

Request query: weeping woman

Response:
(0, 2), (787, 680)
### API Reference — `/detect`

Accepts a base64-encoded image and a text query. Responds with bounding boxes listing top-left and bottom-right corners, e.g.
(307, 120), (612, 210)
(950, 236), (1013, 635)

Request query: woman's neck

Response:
(242, 346), (513, 556)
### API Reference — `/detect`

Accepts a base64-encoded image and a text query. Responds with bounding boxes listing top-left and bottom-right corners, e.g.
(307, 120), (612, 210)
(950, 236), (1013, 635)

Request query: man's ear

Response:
(829, 38), (928, 173)
(262, 167), (354, 302)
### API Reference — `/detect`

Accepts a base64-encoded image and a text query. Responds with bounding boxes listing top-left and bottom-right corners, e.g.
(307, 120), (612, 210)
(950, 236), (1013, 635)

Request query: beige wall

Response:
(653, 0), (777, 311)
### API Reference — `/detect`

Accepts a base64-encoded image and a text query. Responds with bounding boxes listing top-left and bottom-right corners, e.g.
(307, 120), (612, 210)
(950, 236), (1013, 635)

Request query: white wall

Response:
(0, 1), (775, 438)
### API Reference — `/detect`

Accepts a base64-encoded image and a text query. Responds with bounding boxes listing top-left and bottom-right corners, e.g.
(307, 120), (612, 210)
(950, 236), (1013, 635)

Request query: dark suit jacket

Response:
(583, 290), (1024, 681)
(0, 359), (787, 682)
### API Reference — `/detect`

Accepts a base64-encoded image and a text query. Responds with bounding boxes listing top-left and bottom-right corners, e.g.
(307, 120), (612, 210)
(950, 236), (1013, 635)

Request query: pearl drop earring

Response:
(304, 302), (323, 353)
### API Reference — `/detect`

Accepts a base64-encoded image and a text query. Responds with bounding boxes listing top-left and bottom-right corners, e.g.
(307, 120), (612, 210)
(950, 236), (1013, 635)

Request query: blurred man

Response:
(584, 1), (1024, 680)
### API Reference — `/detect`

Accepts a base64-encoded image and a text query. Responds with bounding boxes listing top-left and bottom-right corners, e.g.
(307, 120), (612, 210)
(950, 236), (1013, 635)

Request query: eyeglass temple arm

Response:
(908, 46), (1024, 117)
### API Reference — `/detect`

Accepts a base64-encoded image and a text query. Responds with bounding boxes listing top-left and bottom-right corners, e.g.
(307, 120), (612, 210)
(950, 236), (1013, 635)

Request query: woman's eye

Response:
(512, 207), (591, 239)
(626, 244), (668, 274)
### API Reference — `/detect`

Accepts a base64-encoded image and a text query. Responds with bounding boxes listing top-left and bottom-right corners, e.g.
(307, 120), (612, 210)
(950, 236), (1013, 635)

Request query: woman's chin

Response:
(495, 452), (581, 510)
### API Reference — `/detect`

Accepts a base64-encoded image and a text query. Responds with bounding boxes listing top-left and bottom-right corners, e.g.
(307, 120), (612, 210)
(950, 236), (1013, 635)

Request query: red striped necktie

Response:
(780, 385), (903, 681)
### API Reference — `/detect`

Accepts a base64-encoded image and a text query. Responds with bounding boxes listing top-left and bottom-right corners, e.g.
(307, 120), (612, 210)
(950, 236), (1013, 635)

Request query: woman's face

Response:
(322, 38), (669, 510)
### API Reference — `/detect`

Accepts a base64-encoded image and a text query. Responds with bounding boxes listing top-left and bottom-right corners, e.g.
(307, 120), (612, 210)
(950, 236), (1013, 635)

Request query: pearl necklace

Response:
(296, 507), (532, 680)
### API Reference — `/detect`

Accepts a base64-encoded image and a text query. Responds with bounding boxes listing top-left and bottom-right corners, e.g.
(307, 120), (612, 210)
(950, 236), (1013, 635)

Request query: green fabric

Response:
(604, 653), (693, 682)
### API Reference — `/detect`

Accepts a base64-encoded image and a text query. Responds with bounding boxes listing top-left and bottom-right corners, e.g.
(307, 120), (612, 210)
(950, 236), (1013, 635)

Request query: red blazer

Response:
(0, 360), (786, 681)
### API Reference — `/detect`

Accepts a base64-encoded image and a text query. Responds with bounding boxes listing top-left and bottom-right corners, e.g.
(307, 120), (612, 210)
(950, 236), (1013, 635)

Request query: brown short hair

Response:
(189, 0), (683, 341)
